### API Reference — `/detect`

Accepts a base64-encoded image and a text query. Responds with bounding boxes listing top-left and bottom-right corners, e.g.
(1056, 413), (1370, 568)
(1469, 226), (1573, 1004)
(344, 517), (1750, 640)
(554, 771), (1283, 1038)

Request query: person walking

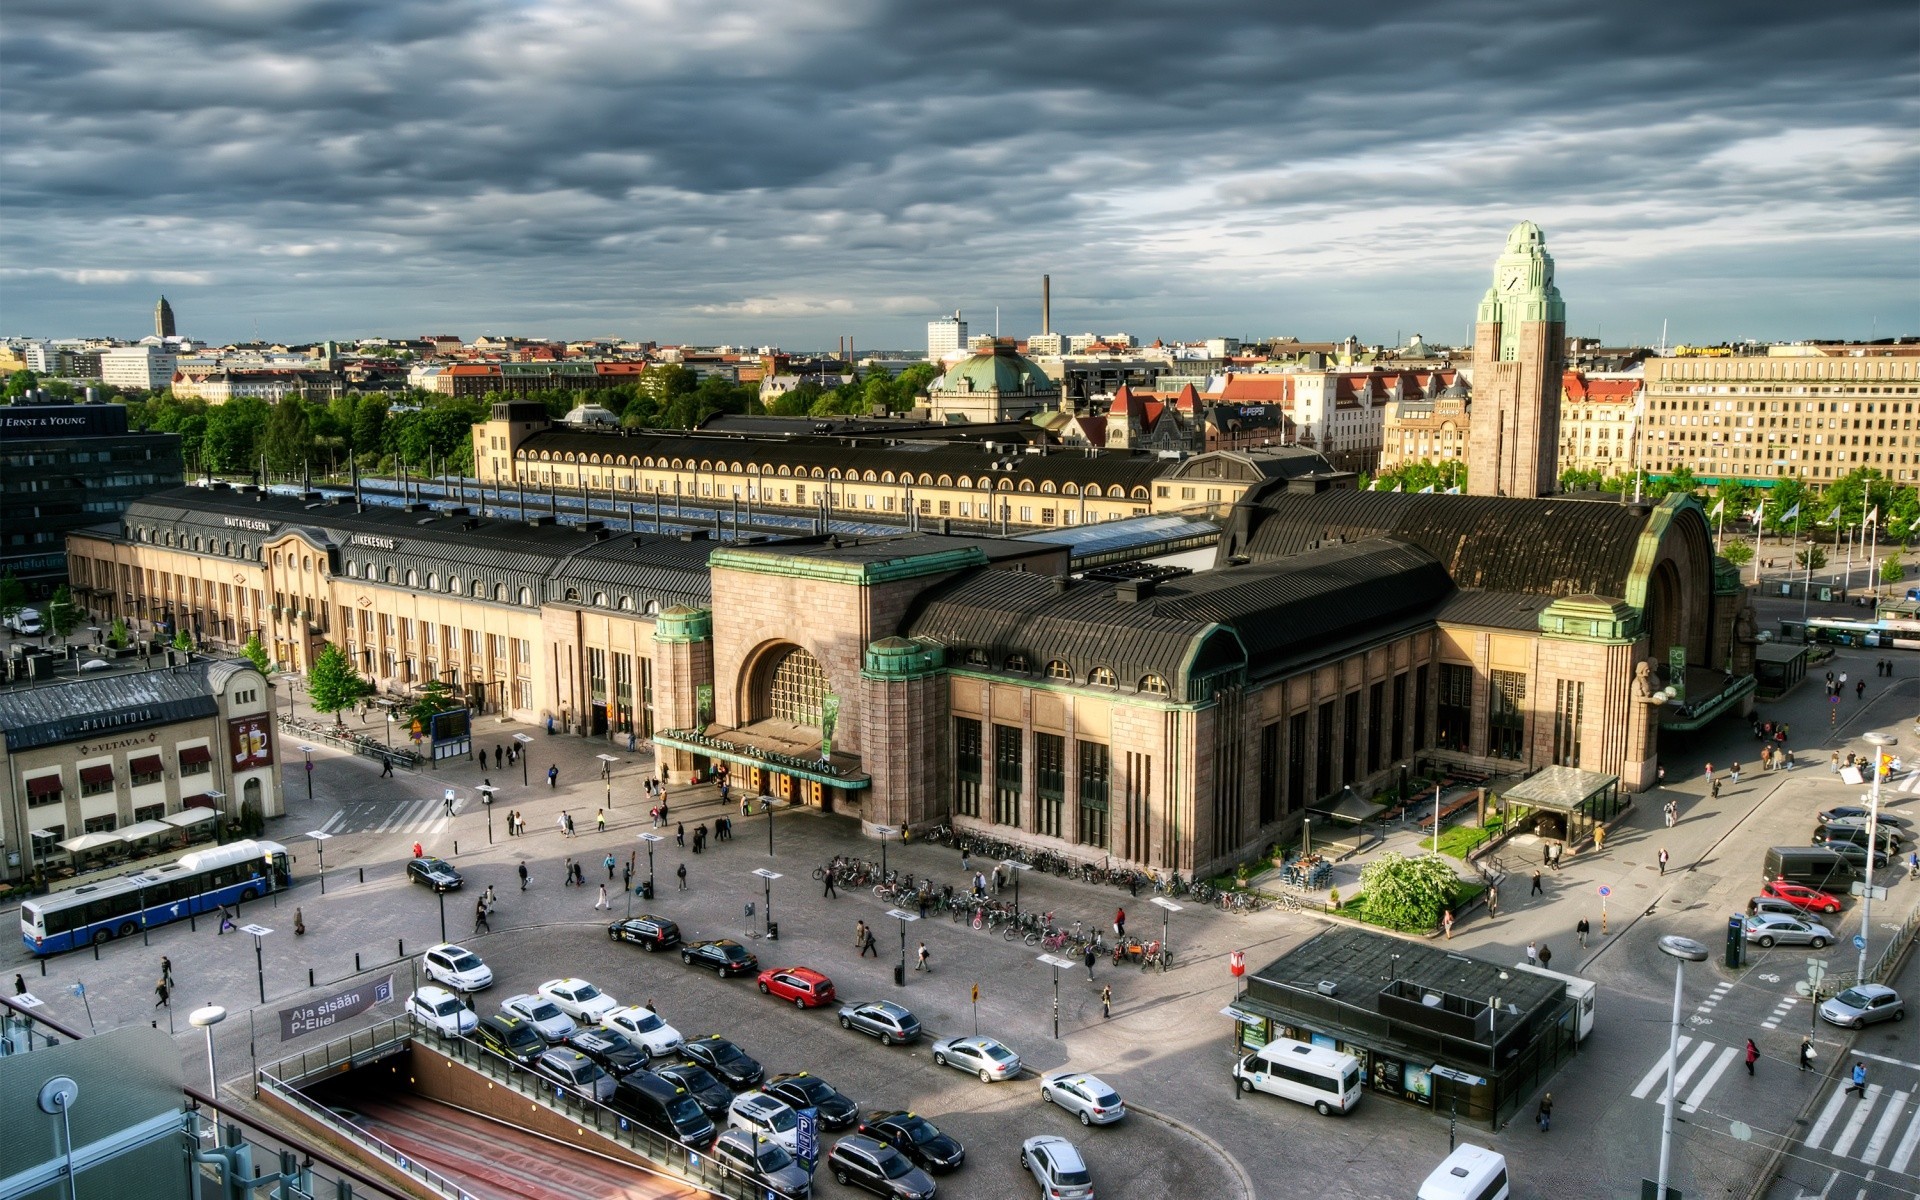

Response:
(1799, 1037), (1815, 1072)
(1530, 870), (1544, 896)
(1857, 678), (1867, 700)
(915, 942), (930, 972)
(675, 822), (685, 848)
(676, 862), (687, 891)
(854, 920), (869, 955)
(823, 868), (839, 898)
(1593, 823), (1607, 851)
(1442, 909), (1454, 940)
(1526, 940), (1539, 966)
(563, 856), (575, 886)
(658, 801), (669, 827)
(160, 956), (173, 987)
(596, 808), (606, 834)
(1576, 917), (1590, 949)
(495, 744), (503, 769)
(1114, 907), (1126, 939)
(380, 754), (394, 777)
(474, 898), (491, 934)
(1659, 847), (1670, 876)
(960, 848), (972, 875)
(595, 884), (610, 910)
(294, 907), (306, 936)
(1084, 943), (1098, 979)
(1730, 760), (1742, 784)
(1710, 774), (1721, 799)
(547, 764), (559, 789)
(1539, 943), (1553, 970)
(413, 841), (424, 860)
(1536, 1092), (1553, 1132)
(155, 979), (170, 1008)
(604, 853), (617, 881)
(564, 812), (576, 838)
(518, 861), (529, 890)
(1101, 984), (1113, 1019)
(623, 861), (633, 892)
(1745, 1039), (1759, 1077)
(13, 974), (25, 996)
(1846, 1061), (1868, 1098)
(556, 812), (568, 838)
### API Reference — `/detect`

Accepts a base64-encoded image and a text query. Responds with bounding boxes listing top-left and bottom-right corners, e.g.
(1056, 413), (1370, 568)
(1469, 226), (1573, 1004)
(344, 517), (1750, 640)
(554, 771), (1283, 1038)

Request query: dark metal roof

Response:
(0, 658), (249, 751)
(1220, 486), (1654, 599)
(1432, 590), (1555, 631)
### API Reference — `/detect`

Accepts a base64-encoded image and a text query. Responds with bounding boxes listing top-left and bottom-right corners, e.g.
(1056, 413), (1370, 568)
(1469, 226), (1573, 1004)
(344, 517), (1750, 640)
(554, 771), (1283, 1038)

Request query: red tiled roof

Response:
(1216, 375), (1294, 403)
(1175, 383), (1200, 414)
(1109, 384), (1135, 414)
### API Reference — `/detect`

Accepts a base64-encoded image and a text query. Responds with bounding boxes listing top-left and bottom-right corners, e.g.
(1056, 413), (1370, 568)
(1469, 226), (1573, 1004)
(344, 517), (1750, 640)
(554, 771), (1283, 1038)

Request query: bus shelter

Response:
(1754, 642), (1809, 701)
(1501, 765), (1623, 850)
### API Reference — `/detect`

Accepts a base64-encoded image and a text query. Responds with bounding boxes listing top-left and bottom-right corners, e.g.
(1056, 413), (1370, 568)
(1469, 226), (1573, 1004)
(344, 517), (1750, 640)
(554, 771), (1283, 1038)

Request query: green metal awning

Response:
(652, 727), (870, 790)
(1659, 673), (1758, 732)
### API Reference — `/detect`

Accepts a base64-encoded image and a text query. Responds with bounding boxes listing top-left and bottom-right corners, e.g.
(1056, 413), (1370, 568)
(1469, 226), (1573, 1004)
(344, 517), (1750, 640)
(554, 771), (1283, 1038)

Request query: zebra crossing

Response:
(317, 794), (461, 839)
(1630, 1034), (1743, 1114)
(1761, 995), (1801, 1030)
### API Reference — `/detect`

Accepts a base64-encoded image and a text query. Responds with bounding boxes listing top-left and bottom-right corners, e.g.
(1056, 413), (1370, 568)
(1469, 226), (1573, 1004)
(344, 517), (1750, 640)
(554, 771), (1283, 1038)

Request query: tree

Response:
(1356, 850), (1464, 932)
(306, 642), (371, 726)
(4, 369), (38, 399)
(108, 617), (128, 649)
(241, 632), (273, 675)
(407, 678), (459, 729)
(261, 397), (316, 474)
(0, 573), (24, 626)
(1795, 544), (1828, 571)
(351, 397), (389, 460)
(171, 628), (194, 652)
(1720, 538), (1754, 567)
(1881, 555), (1906, 589)
(203, 397), (271, 474)
(45, 586), (82, 639)
(1762, 478), (1808, 534)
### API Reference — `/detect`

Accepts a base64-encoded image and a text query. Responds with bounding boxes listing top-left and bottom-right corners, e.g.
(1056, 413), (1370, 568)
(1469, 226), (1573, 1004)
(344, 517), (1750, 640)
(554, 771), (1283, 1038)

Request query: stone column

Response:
(650, 606), (713, 776)
(859, 638), (948, 835)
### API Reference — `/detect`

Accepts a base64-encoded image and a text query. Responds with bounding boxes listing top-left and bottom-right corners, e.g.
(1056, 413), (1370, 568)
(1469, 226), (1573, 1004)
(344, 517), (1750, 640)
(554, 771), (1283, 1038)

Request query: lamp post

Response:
(306, 830), (331, 894)
(280, 674), (299, 721)
(639, 832), (663, 902)
(436, 887), (447, 942)
(205, 790), (226, 839)
(1038, 953), (1074, 1038)
(1859, 731), (1897, 980)
(874, 826), (896, 884)
(596, 753), (619, 810)
(188, 1005), (226, 1099)
(766, 794), (776, 858)
(1655, 935), (1710, 1200)
(1005, 860), (1030, 921)
(1150, 895), (1182, 970)
(298, 745), (315, 804)
(513, 733), (533, 787)
(241, 924), (273, 1005)
(887, 908), (919, 986)
(753, 868), (782, 940)
(477, 785), (495, 845)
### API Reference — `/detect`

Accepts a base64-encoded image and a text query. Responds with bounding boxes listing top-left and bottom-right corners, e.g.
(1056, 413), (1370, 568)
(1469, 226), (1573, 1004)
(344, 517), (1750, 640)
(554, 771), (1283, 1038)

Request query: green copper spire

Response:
(1476, 220), (1566, 360)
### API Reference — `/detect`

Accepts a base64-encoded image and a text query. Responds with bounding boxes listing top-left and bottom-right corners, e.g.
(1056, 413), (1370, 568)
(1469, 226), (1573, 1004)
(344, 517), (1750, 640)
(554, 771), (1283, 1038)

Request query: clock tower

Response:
(1467, 221), (1566, 498)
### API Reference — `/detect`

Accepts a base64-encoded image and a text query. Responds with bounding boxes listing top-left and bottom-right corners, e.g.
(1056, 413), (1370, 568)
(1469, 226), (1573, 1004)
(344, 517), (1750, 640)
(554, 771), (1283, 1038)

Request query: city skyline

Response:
(2, 0), (1914, 348)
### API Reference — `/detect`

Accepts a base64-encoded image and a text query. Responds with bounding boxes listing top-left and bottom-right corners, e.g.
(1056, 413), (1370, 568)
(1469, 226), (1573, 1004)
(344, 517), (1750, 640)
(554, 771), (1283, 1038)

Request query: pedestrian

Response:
(1114, 907), (1127, 939)
(1857, 679), (1867, 700)
(623, 861), (633, 891)
(1704, 761), (1714, 782)
(13, 974), (24, 996)
(1101, 984), (1113, 1019)
(556, 812), (568, 838)
(1730, 760), (1741, 784)
(1785, 749), (1795, 770)
(675, 822), (685, 848)
(1576, 917), (1590, 949)
(495, 744), (503, 769)
(863, 926), (878, 957)
(597, 808), (606, 834)
(484, 884), (496, 913)
(855, 920), (868, 954)
(1745, 1039), (1758, 1077)
(961, 848), (972, 875)
(547, 764), (559, 789)
(740, 794), (751, 820)
(658, 801), (669, 827)
(1594, 824), (1607, 851)
(413, 841), (424, 860)
(1487, 885), (1499, 918)
(1831, 750), (1842, 773)
(1442, 909), (1454, 940)
(380, 755), (394, 777)
(160, 956), (173, 986)
(1657, 764), (1667, 786)
(564, 856), (575, 886)
(1129, 872), (1139, 897)
(1665, 801), (1676, 829)
(1909, 849), (1920, 876)
(917, 890), (930, 919)
(155, 980), (170, 1008)
(1539, 943), (1552, 970)
(823, 868), (839, 899)
(1536, 1092), (1552, 1132)
(1659, 847), (1670, 876)
(1526, 940), (1538, 966)
(1084, 943), (1097, 979)
(595, 884), (610, 910)
(661, 763), (670, 786)
(1530, 870), (1544, 896)
(649, 805), (660, 828)
(676, 862), (687, 891)
(518, 862), (529, 890)
(916, 942), (930, 972)
(294, 907), (306, 936)
(605, 853), (617, 880)
(219, 909), (235, 935)
(474, 898), (491, 933)
(1846, 1061), (1868, 1098)
(1760, 745), (1772, 771)
(564, 812), (576, 838)
(444, 791), (455, 817)
(1799, 1037), (1815, 1072)
(1710, 775), (1721, 799)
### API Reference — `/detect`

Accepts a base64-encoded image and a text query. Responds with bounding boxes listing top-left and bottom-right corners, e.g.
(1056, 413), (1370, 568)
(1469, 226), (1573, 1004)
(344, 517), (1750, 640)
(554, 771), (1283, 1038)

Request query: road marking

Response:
(1683, 1045), (1739, 1113)
(1670, 1040), (1716, 1096)
(1851, 1049), (1920, 1074)
(1633, 1035), (1694, 1100)
(1830, 1084), (1882, 1158)
(1809, 1087), (1853, 1149)
(318, 810), (343, 835)
(1860, 1090), (1909, 1165)
(1889, 1100), (1920, 1173)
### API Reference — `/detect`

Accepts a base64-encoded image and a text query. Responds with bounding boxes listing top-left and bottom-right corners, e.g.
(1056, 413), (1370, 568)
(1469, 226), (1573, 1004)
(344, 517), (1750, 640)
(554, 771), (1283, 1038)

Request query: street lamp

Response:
(306, 830), (331, 894)
(753, 868), (782, 940)
(639, 832), (663, 901)
(188, 1005), (226, 1098)
(280, 674), (300, 721)
(241, 924), (273, 1006)
(887, 908), (919, 986)
(1859, 731), (1897, 980)
(874, 826), (896, 884)
(298, 744), (315, 804)
(477, 785), (496, 845)
(1004, 860), (1031, 921)
(1655, 935), (1710, 1200)
(513, 733), (534, 787)
(596, 753), (619, 810)
(1038, 953), (1074, 1038)
(766, 793), (777, 858)
(1150, 895), (1182, 970)
(204, 790), (226, 838)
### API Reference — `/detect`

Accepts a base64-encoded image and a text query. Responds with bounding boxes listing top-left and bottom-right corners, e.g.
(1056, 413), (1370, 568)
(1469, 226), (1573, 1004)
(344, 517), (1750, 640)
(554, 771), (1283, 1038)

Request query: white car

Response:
(1040, 1070), (1127, 1126)
(408, 986), (477, 1038)
(538, 977), (620, 1024)
(422, 943), (494, 992)
(727, 1090), (801, 1152)
(500, 993), (577, 1043)
(601, 1005), (684, 1056)
(929, 1035), (1021, 1082)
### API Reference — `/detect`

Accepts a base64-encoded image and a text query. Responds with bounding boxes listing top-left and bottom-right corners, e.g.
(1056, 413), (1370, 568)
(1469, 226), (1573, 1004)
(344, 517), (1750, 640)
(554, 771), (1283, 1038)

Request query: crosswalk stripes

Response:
(1683, 1046), (1740, 1113)
(310, 796), (459, 838)
(1861, 1090), (1909, 1167)
(1890, 1096), (1920, 1174)
(1800, 1081), (1920, 1174)
(1761, 995), (1800, 1030)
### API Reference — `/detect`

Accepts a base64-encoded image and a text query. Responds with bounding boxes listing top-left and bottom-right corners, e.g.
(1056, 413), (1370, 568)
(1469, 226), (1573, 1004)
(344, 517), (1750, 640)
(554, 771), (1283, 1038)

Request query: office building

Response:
(927, 312), (967, 360)
(99, 346), (179, 392)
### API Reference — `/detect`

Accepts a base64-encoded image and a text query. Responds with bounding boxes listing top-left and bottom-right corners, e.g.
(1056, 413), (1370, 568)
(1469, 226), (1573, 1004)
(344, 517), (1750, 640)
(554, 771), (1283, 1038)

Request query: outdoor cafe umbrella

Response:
(57, 832), (126, 854)
(116, 820), (175, 843)
(163, 808), (218, 828)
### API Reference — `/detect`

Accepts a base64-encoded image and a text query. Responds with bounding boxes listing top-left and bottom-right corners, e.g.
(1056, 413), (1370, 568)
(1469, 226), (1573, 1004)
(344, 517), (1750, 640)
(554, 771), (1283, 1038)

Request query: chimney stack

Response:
(1042, 275), (1051, 335)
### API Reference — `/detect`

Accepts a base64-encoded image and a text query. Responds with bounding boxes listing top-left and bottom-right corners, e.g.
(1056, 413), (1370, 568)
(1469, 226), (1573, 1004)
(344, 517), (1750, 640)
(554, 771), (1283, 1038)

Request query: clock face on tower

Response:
(1500, 266), (1525, 292)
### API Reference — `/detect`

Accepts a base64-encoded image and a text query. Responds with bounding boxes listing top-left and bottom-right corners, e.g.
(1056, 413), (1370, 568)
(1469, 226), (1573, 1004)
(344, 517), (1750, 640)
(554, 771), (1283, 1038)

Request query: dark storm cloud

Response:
(1, 0), (1913, 345)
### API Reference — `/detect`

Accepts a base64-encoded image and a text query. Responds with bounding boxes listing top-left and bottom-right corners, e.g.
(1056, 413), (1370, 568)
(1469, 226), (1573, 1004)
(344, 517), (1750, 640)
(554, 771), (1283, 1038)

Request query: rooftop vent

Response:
(1114, 579), (1156, 604)
(1316, 980), (1338, 997)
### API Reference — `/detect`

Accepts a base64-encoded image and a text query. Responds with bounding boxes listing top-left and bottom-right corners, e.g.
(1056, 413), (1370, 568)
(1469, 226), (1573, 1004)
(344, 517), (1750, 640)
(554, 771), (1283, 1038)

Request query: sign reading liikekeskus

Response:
(279, 974), (394, 1039)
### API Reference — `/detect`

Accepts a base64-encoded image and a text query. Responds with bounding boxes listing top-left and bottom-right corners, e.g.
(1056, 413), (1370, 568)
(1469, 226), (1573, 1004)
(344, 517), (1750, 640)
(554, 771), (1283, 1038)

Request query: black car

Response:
(827, 1133), (936, 1200)
(1817, 805), (1914, 830)
(857, 1110), (965, 1174)
(766, 1071), (859, 1130)
(655, 1062), (734, 1120)
(566, 1028), (649, 1077)
(680, 1035), (764, 1089)
(681, 939), (760, 977)
(471, 1014), (545, 1066)
(407, 856), (463, 892)
(607, 914), (682, 952)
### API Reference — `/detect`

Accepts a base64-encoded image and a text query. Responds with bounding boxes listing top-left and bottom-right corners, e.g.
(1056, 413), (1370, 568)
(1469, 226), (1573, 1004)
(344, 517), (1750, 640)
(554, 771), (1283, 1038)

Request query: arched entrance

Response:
(242, 777), (264, 837)
(744, 643), (829, 728)
(1645, 558), (1684, 674)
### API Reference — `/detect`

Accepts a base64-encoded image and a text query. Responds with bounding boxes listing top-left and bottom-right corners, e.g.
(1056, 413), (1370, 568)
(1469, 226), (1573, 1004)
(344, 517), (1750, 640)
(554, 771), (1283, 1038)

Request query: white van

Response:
(1512, 961), (1597, 1042)
(1232, 1036), (1362, 1115)
(4, 608), (43, 636)
(1418, 1144), (1509, 1200)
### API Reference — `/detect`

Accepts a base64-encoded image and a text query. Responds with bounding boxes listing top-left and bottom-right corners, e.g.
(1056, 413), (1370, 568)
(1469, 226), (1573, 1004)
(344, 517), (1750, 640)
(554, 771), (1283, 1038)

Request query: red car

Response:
(1762, 879), (1844, 914)
(757, 967), (836, 1008)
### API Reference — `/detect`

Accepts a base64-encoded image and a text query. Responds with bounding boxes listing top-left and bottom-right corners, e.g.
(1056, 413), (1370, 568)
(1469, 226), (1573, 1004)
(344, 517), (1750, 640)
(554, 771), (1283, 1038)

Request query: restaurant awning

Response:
(58, 832), (125, 853)
(26, 775), (63, 798)
(118, 820), (174, 841)
(79, 764), (115, 787)
(164, 807), (218, 827)
(129, 754), (165, 776)
(178, 745), (213, 767)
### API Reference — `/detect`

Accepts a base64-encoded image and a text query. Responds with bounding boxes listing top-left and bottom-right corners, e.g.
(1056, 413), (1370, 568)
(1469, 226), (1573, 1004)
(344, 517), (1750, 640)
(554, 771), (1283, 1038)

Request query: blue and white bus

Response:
(21, 839), (291, 955)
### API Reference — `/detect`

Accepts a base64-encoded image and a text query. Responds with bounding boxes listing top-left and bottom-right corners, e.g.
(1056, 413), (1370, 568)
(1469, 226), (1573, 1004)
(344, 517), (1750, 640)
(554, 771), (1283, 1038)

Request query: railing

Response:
(257, 1015), (414, 1088)
(187, 1084), (419, 1200)
(255, 1068), (471, 1199)
(281, 714), (420, 771)
(1814, 893), (1920, 995)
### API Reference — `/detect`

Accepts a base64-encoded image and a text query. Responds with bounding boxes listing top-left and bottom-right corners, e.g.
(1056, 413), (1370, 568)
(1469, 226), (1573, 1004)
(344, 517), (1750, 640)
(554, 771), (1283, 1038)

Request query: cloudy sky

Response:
(2, 0), (1914, 350)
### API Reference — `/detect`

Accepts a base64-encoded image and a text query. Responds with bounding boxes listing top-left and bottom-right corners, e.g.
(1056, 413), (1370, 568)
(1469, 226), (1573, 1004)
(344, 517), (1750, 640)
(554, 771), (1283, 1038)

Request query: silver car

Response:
(1021, 1134), (1093, 1200)
(930, 1035), (1021, 1082)
(837, 1000), (921, 1046)
(1742, 913), (1833, 949)
(530, 1048), (616, 1103)
(1819, 984), (1906, 1029)
(500, 993), (577, 1042)
(1040, 1070), (1126, 1126)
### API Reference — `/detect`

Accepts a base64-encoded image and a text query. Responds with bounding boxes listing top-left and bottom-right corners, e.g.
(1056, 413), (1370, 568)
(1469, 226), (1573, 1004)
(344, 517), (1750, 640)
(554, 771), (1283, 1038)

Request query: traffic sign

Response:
(1853, 934), (1867, 949)
(1598, 886), (1611, 897)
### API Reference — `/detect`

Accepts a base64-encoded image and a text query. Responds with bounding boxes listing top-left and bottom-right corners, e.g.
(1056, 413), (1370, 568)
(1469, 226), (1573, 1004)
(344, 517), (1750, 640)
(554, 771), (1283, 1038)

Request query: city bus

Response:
(1779, 616), (1920, 650)
(21, 839), (291, 955)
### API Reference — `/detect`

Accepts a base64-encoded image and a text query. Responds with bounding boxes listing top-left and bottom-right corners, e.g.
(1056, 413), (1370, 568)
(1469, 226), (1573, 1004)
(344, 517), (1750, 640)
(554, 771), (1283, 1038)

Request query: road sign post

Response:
(1599, 885), (1612, 935)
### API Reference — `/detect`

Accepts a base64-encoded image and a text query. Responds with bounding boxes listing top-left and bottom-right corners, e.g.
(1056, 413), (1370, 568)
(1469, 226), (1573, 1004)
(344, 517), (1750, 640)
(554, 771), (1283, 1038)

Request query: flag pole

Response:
(1799, 505), (1812, 622)
(1752, 500), (1764, 587)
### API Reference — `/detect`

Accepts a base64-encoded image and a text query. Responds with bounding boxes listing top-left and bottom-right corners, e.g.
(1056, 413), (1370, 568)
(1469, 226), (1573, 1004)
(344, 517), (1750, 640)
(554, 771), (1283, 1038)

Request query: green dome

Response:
(931, 341), (1057, 397)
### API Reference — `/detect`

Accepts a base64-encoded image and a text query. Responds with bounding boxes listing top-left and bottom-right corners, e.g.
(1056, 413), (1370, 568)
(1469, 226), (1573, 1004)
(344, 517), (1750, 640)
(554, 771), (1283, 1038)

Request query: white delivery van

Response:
(1418, 1144), (1509, 1200)
(1511, 961), (1597, 1042)
(5, 608), (43, 636)
(1232, 1035), (1362, 1115)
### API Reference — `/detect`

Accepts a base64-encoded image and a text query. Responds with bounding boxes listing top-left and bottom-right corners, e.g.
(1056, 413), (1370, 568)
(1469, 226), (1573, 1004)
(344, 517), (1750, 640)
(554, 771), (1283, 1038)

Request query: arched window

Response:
(998, 479), (1013, 491)
(347, 562), (360, 579)
(810, 467), (824, 479)
(1040, 481), (1056, 494)
(1130, 487), (1150, 500)
(565, 588), (581, 602)
(619, 596), (634, 612)
(1063, 483), (1079, 496)
(592, 592), (608, 607)
(937, 474), (952, 487)
(1046, 659), (1072, 680)
(1089, 667), (1116, 687)
(956, 475), (970, 489)
(964, 649), (989, 666)
(1005, 653), (1029, 673)
(766, 645), (829, 726)
(1086, 485), (1103, 498)
(224, 540), (233, 556)
(1018, 480), (1036, 493)
(1138, 674), (1168, 696)
(495, 583), (509, 602)
(449, 576), (461, 594)
(645, 599), (660, 615)
(384, 566), (395, 583)
(518, 587), (534, 606)
(426, 573), (439, 591)
(472, 580), (484, 597)
(405, 569), (419, 587)
(303, 556), (312, 571)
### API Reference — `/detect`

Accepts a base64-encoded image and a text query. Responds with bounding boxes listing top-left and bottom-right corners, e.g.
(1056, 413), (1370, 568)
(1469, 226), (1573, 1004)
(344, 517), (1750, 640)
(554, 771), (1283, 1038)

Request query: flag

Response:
(1392, 483), (1403, 493)
(1444, 486), (1461, 495)
(1826, 505), (1842, 523)
(1866, 506), (1880, 526)
(1781, 502), (1800, 522)
(1708, 499), (1723, 518)
(1417, 484), (1436, 494)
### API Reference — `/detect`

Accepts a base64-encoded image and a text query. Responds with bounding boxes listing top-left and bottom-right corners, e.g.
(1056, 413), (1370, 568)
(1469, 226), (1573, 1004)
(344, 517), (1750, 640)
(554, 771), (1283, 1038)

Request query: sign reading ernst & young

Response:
(279, 975), (394, 1039)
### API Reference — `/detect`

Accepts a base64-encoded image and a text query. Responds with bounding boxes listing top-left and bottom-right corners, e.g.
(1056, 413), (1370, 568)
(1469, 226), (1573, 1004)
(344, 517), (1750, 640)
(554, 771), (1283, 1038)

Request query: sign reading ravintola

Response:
(279, 974), (394, 1039)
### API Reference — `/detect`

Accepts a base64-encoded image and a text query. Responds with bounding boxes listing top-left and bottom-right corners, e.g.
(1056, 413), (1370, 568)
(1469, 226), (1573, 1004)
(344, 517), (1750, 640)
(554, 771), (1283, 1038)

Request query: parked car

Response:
(857, 1110), (966, 1174)
(765, 1072), (859, 1130)
(929, 1035), (1020, 1082)
(1822, 841), (1893, 871)
(728, 1090), (801, 1152)
(566, 1028), (650, 1077)
(610, 1070), (716, 1147)
(758, 967), (837, 1008)
(1814, 823), (1905, 856)
(1040, 1071), (1126, 1126)
(1742, 913), (1834, 949)
(837, 1001), (921, 1046)
(407, 857), (463, 892)
(655, 1062), (734, 1120)
(1818, 806), (1913, 830)
(422, 943), (494, 992)
(530, 1048), (617, 1103)
(1747, 896), (1812, 919)
(1759, 879), (1844, 915)
(1819, 984), (1906, 1029)
(471, 1013), (545, 1065)
(499, 993), (577, 1043)
(681, 1035), (765, 1089)
(1020, 1135), (1093, 1200)
(711, 1130), (812, 1199)
(607, 914), (682, 952)
(826, 1133), (937, 1200)
(539, 977), (621, 1024)
(681, 939), (761, 977)
(602, 1005), (684, 1056)
(408, 986), (476, 1038)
